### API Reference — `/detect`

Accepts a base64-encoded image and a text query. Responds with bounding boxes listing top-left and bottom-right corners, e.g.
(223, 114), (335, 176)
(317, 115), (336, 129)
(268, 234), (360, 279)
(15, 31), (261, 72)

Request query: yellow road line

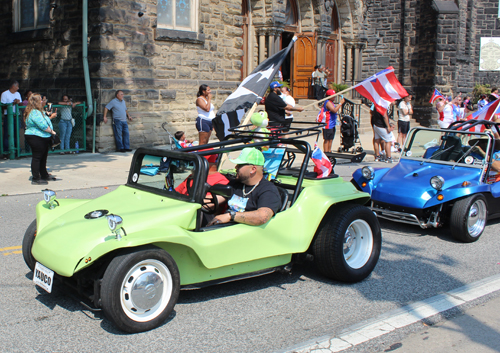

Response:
(0, 245), (22, 252)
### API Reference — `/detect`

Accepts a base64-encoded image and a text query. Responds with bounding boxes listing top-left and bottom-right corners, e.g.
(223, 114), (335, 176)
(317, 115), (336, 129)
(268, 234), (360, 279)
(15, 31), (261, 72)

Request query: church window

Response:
(13, 0), (51, 32)
(157, 0), (198, 32)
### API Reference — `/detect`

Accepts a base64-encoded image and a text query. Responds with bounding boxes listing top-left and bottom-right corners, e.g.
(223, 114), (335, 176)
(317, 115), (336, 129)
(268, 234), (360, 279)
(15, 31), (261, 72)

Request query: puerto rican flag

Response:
(460, 98), (500, 133)
(429, 89), (444, 104)
(353, 67), (408, 116)
(311, 144), (332, 178)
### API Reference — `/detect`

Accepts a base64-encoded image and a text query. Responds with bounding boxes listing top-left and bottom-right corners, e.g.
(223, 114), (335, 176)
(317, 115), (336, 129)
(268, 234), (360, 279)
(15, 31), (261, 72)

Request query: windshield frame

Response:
(401, 127), (494, 169)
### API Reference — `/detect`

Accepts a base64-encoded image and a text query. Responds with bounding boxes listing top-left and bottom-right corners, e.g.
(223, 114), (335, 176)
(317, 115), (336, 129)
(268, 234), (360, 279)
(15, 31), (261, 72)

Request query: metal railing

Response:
(0, 102), (87, 159)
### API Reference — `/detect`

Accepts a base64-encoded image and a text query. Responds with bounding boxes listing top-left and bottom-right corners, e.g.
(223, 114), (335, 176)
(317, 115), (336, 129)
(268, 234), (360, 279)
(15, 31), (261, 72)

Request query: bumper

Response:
(369, 203), (442, 229)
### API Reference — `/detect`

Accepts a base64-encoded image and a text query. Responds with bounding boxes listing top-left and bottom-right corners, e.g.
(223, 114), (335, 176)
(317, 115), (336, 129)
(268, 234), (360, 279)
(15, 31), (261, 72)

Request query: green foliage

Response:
(278, 80), (291, 89)
(330, 82), (349, 93)
(472, 83), (491, 103)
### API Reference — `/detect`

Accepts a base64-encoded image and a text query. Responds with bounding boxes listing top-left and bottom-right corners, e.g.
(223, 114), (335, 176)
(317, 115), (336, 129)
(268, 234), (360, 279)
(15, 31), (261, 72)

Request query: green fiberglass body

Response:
(23, 122), (381, 333)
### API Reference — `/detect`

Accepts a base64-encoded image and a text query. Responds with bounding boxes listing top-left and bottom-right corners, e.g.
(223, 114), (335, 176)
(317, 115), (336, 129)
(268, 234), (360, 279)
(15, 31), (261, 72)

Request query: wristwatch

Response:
(229, 210), (236, 222)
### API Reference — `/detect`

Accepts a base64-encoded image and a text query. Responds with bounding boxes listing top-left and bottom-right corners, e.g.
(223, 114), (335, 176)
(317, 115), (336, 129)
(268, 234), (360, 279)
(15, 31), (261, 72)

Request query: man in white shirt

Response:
(1, 80), (22, 156)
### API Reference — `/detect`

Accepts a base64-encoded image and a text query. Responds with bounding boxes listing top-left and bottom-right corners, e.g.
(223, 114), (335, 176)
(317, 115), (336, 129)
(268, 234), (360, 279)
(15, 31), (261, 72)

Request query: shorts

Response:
(196, 117), (213, 132)
(398, 120), (410, 134)
(322, 127), (336, 141)
(373, 125), (393, 142)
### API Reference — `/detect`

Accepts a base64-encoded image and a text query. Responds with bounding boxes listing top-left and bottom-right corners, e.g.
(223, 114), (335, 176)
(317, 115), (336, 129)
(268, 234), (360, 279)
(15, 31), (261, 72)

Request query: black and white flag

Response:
(213, 37), (297, 140)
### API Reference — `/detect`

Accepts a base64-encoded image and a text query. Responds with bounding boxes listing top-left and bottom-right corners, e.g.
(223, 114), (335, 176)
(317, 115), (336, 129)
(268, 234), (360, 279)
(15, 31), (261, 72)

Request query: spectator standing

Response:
(372, 110), (394, 163)
(24, 93), (58, 185)
(477, 94), (488, 110)
(317, 89), (344, 153)
(58, 95), (81, 154)
(196, 84), (215, 145)
(397, 93), (413, 148)
(103, 90), (133, 152)
(280, 86), (296, 130)
(265, 81), (303, 130)
(438, 94), (462, 129)
(312, 65), (326, 100)
(22, 90), (32, 106)
(1, 80), (22, 157)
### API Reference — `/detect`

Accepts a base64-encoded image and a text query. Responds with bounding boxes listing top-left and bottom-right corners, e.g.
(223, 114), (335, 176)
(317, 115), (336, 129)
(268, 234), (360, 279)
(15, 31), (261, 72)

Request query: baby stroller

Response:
(161, 122), (183, 150)
(338, 115), (363, 153)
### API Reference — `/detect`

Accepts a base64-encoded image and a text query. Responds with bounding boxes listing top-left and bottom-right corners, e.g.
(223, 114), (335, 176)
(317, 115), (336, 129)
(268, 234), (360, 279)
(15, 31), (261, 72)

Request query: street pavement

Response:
(0, 129), (499, 352)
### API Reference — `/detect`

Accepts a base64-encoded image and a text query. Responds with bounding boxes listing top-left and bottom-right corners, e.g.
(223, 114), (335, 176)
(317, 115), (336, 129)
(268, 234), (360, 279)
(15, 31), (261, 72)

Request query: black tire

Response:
(22, 219), (37, 271)
(100, 246), (180, 333)
(313, 204), (381, 282)
(450, 194), (488, 243)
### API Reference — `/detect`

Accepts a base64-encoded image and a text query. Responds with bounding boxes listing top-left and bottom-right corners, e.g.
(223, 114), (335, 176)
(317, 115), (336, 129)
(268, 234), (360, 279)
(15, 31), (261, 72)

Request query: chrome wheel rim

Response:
(343, 219), (373, 269)
(467, 199), (487, 238)
(120, 259), (173, 322)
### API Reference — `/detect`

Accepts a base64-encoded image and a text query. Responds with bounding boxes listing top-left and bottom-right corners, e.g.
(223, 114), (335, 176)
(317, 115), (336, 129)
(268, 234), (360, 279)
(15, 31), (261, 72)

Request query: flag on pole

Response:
(460, 98), (500, 133)
(353, 67), (408, 116)
(212, 37), (297, 140)
(429, 89), (444, 104)
(311, 144), (332, 178)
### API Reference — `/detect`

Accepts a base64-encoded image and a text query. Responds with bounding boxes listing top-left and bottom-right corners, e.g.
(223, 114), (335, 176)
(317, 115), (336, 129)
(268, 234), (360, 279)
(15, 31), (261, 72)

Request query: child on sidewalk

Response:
(175, 131), (197, 148)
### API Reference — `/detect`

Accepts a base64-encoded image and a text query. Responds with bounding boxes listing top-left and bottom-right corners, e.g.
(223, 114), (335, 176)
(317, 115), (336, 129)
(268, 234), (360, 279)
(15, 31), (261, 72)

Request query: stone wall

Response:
(0, 1), (87, 103)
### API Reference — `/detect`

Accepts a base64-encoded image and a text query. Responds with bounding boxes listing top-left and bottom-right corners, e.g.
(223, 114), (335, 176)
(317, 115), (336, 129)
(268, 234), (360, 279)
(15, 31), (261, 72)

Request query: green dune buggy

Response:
(23, 122), (381, 333)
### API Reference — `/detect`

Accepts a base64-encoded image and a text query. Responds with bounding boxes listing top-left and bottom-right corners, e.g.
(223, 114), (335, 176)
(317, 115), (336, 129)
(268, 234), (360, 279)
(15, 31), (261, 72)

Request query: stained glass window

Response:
(16, 0), (50, 31)
(157, 0), (197, 31)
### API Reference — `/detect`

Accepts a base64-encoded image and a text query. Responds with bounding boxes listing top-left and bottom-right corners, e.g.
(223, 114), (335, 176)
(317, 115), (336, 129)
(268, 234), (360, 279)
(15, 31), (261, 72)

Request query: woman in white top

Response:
(196, 84), (215, 145)
(397, 94), (413, 147)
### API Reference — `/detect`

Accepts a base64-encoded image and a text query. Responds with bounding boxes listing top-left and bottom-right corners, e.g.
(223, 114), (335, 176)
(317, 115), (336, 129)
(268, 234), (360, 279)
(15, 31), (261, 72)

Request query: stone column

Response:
(268, 33), (275, 56)
(258, 31), (266, 64)
(345, 43), (353, 84)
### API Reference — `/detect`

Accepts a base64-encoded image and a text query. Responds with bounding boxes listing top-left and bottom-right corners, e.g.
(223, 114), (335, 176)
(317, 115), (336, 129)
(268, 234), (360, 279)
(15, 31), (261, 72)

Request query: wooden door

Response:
(325, 39), (338, 85)
(292, 33), (316, 99)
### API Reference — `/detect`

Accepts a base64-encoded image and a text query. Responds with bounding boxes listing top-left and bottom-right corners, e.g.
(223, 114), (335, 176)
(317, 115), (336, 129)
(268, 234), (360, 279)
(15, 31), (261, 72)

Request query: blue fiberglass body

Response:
(353, 158), (488, 209)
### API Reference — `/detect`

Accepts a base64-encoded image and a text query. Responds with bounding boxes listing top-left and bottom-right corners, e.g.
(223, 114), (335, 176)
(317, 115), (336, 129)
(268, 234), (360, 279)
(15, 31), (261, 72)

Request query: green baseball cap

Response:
(230, 147), (265, 166)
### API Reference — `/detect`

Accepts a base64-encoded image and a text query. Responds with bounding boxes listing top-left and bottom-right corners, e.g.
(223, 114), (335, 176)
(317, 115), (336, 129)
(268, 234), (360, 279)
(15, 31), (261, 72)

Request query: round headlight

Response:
(361, 166), (374, 180)
(430, 176), (445, 190)
(106, 214), (123, 232)
(43, 189), (56, 203)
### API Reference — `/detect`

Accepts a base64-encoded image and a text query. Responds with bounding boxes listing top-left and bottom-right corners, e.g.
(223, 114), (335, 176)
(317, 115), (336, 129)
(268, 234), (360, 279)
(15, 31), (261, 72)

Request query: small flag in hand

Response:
(311, 144), (332, 178)
(429, 89), (444, 104)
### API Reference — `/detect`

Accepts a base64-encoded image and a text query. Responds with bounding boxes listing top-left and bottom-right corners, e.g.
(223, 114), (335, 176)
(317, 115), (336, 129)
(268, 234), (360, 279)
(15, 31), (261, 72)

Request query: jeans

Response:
(58, 119), (73, 150)
(112, 119), (130, 150)
(25, 134), (50, 181)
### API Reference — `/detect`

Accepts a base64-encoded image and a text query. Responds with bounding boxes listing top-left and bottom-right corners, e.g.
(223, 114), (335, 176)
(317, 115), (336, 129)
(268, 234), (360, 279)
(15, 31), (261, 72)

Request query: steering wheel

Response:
(201, 188), (219, 214)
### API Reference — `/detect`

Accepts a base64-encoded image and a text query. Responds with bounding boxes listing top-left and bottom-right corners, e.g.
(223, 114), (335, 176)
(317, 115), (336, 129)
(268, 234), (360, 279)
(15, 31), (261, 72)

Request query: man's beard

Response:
(236, 171), (250, 184)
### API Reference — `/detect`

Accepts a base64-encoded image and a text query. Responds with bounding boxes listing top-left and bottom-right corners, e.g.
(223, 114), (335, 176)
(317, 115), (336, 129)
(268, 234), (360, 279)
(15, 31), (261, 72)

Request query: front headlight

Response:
(430, 176), (445, 190)
(106, 214), (125, 240)
(361, 166), (374, 180)
(43, 189), (57, 209)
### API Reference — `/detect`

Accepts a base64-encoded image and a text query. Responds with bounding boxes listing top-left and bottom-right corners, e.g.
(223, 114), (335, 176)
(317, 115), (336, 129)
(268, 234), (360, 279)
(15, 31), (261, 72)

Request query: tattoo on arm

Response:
(236, 207), (274, 226)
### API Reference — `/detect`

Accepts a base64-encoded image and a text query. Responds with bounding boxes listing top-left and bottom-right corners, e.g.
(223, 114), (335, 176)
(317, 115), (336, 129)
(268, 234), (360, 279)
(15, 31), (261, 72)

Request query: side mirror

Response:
(208, 184), (233, 198)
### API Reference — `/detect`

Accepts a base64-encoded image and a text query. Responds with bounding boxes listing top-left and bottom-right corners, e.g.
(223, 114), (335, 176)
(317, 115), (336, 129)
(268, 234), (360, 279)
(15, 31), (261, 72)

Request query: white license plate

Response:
(33, 262), (54, 293)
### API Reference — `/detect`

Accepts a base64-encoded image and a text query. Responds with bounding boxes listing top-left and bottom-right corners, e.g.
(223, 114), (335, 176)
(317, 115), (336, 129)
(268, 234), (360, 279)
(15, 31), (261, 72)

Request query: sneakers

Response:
(385, 157), (394, 163)
(375, 155), (385, 162)
(42, 176), (57, 181)
(32, 179), (48, 185)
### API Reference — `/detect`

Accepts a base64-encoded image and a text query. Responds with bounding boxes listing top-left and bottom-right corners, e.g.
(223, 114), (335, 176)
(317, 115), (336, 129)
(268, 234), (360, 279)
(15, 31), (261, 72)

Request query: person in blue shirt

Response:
(103, 90), (134, 152)
(24, 93), (58, 185)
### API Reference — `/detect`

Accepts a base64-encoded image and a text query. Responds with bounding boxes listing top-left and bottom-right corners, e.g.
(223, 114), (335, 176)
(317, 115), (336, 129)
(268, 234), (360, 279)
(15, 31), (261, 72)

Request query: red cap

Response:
(326, 89), (336, 96)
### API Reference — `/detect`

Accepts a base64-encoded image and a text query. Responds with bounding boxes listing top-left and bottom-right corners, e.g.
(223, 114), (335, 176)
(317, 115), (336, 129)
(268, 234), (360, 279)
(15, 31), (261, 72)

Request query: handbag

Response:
(71, 118), (75, 127)
(50, 134), (61, 149)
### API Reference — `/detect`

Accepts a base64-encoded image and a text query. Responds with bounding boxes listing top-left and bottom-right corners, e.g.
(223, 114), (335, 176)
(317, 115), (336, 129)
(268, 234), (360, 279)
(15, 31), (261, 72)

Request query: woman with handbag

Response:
(24, 93), (58, 185)
(58, 95), (81, 154)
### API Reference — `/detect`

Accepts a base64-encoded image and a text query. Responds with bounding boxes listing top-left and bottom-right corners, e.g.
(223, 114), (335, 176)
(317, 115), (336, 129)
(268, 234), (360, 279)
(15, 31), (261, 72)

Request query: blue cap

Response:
(270, 81), (283, 89)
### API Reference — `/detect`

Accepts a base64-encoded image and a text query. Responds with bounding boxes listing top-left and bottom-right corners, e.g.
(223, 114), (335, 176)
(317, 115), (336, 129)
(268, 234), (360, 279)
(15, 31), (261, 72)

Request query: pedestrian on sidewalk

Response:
(317, 89), (344, 153)
(103, 90), (134, 152)
(312, 65), (326, 100)
(280, 86), (296, 130)
(196, 84), (215, 145)
(1, 80), (22, 158)
(24, 93), (58, 185)
(58, 95), (81, 154)
(265, 81), (303, 131)
(397, 92), (413, 149)
(372, 110), (394, 163)
(438, 94), (462, 129)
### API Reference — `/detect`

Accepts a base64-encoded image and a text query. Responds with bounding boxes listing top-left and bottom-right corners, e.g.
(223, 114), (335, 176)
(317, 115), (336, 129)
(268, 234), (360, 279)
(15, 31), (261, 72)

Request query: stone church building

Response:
(0, 0), (498, 151)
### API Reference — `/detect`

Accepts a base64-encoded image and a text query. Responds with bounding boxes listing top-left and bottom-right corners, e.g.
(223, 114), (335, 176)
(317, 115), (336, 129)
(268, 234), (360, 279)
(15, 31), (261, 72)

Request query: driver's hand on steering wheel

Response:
(207, 212), (231, 226)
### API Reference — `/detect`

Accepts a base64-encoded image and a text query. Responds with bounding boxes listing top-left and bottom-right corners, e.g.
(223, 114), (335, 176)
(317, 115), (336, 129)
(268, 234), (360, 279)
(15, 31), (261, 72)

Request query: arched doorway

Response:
(325, 2), (340, 86)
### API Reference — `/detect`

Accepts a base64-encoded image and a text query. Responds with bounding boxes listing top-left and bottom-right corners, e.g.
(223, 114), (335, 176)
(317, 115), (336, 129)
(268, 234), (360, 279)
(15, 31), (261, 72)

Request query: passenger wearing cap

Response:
(207, 147), (281, 226)
(264, 81), (304, 130)
(175, 151), (229, 195)
(317, 89), (344, 153)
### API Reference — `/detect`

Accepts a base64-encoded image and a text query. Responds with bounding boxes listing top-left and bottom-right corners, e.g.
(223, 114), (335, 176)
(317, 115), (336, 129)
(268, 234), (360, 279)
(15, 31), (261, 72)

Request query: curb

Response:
(279, 273), (500, 353)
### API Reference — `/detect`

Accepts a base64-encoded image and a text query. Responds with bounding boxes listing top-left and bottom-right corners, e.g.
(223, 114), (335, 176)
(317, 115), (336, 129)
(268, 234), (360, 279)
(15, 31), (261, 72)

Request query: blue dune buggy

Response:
(352, 120), (500, 242)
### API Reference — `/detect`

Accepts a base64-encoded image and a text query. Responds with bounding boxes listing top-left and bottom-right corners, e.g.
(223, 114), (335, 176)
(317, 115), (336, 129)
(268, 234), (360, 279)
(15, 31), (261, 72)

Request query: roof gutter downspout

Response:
(82, 0), (93, 118)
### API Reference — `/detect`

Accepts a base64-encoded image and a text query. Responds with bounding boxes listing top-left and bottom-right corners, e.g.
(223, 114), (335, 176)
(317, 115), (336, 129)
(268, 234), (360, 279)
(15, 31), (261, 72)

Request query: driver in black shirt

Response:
(264, 81), (304, 129)
(207, 147), (282, 226)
